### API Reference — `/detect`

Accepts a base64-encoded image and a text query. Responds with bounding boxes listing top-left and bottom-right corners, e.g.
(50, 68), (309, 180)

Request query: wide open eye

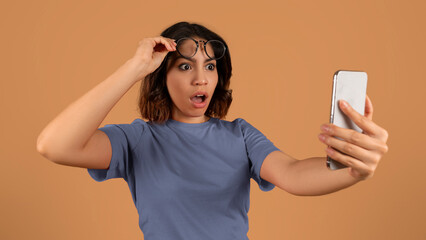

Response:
(178, 63), (191, 71)
(206, 63), (216, 71)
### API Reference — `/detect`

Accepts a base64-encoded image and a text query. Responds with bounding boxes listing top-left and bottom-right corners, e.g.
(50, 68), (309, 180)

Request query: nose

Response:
(192, 67), (208, 86)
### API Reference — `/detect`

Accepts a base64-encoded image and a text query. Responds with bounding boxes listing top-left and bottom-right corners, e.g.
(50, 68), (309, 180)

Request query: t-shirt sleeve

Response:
(238, 118), (280, 192)
(87, 119), (145, 182)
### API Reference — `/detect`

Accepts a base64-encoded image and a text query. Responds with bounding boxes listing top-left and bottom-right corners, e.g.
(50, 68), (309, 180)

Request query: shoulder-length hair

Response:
(138, 22), (233, 124)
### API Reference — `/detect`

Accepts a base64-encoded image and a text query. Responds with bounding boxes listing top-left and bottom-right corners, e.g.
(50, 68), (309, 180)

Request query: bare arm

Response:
(37, 59), (140, 164)
(260, 96), (389, 196)
(37, 37), (177, 168)
(262, 153), (360, 196)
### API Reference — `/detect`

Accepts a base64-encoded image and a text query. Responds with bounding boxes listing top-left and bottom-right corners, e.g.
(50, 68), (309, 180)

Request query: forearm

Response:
(37, 59), (142, 158)
(284, 157), (361, 196)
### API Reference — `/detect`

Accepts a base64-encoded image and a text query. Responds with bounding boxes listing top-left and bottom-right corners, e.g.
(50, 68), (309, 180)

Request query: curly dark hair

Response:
(138, 22), (233, 124)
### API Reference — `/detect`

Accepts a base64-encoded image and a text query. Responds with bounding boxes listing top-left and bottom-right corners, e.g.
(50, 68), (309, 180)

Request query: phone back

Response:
(328, 70), (368, 170)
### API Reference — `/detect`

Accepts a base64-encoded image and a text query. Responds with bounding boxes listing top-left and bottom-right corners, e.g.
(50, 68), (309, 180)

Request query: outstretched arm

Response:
(260, 95), (389, 196)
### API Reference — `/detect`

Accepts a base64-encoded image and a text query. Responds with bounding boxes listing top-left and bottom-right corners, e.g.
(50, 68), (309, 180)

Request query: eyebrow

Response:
(175, 56), (215, 63)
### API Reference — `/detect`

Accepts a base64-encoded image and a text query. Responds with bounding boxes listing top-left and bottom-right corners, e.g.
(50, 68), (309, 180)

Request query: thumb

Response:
(364, 94), (374, 120)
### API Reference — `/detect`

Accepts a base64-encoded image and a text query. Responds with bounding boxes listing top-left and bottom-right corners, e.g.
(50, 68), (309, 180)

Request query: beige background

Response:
(1, 0), (425, 239)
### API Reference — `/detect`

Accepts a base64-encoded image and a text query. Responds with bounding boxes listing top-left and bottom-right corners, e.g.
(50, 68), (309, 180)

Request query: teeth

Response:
(196, 95), (204, 97)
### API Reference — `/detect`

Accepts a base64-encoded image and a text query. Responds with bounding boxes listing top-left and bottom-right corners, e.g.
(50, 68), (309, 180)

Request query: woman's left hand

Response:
(318, 95), (389, 180)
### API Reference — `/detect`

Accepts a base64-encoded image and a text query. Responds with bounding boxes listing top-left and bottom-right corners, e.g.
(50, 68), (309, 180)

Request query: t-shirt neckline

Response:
(166, 117), (216, 128)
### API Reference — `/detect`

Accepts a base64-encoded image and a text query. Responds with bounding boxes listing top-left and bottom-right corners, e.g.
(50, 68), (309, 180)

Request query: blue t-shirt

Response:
(87, 117), (280, 240)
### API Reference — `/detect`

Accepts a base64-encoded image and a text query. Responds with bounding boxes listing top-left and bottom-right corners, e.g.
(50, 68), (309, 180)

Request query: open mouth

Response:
(190, 91), (209, 104)
(190, 94), (206, 103)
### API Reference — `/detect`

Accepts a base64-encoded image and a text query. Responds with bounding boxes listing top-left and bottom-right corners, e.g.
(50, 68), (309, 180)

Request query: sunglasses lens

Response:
(176, 38), (226, 60)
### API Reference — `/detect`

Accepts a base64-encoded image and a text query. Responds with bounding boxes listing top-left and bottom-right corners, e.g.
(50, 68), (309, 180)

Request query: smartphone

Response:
(327, 70), (368, 170)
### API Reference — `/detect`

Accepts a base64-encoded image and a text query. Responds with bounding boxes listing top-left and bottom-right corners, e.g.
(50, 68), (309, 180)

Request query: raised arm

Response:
(36, 37), (176, 169)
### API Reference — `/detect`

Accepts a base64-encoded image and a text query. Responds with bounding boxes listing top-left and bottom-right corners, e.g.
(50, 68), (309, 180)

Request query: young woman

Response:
(37, 22), (389, 239)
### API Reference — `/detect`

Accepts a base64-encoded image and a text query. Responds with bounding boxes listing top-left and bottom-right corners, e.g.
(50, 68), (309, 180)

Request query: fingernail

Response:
(340, 100), (348, 108)
(318, 134), (326, 142)
(321, 124), (330, 132)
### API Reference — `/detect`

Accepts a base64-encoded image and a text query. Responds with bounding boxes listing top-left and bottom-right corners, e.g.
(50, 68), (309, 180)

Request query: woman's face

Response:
(166, 37), (218, 123)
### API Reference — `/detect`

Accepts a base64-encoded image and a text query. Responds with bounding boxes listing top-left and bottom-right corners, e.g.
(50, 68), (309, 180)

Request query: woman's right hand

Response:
(130, 37), (177, 82)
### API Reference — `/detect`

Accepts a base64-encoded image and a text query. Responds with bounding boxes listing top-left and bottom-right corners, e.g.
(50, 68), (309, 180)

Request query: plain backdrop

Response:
(1, 0), (425, 239)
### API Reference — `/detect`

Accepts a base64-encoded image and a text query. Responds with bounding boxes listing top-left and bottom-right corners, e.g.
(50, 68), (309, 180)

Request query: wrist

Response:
(347, 167), (372, 182)
(114, 58), (146, 85)
(125, 58), (150, 80)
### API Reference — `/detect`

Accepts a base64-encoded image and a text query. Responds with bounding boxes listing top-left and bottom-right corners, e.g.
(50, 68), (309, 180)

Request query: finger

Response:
(162, 37), (176, 50)
(364, 95), (374, 120)
(325, 147), (373, 178)
(156, 37), (174, 51)
(162, 37), (176, 43)
(320, 124), (388, 153)
(164, 37), (177, 50)
(338, 100), (379, 136)
(319, 133), (380, 163)
(167, 37), (177, 46)
(152, 37), (175, 52)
